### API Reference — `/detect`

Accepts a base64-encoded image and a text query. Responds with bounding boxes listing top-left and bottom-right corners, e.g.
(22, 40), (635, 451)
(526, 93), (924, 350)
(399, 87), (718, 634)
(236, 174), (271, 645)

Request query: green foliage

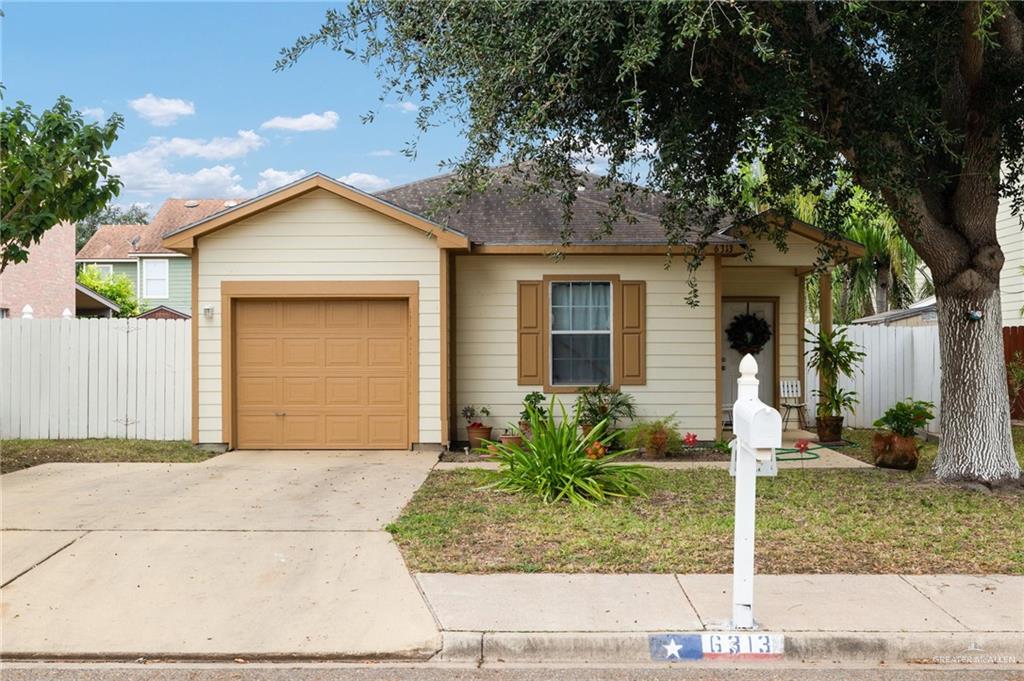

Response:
(485, 397), (646, 505)
(278, 2), (1024, 298)
(805, 327), (866, 418)
(574, 383), (637, 427)
(874, 399), (936, 438)
(622, 417), (683, 457)
(520, 391), (547, 421)
(712, 437), (733, 455)
(76, 203), (150, 252)
(1, 93), (123, 271)
(76, 265), (143, 318)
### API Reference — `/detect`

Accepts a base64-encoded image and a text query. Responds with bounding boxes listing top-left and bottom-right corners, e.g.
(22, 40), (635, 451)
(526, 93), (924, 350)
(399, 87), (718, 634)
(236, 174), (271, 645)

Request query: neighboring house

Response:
(76, 199), (236, 316)
(849, 296), (937, 327)
(0, 221), (76, 318)
(136, 305), (190, 320)
(997, 194), (1024, 326)
(162, 171), (863, 451)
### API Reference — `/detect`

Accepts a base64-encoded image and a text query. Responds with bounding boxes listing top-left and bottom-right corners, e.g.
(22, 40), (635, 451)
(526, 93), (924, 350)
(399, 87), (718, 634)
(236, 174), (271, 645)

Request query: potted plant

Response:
(499, 428), (523, 448)
(575, 383), (637, 436)
(872, 399), (935, 470)
(461, 405), (492, 450)
(519, 391), (547, 434)
(805, 327), (866, 443)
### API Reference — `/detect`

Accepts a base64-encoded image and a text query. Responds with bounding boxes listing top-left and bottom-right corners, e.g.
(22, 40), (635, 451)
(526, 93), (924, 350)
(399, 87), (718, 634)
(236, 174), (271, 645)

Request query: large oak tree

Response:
(281, 1), (1024, 484)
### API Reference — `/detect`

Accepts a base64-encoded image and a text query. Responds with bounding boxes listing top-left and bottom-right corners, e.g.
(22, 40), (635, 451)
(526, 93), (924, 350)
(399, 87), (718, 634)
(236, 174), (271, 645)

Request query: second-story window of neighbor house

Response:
(142, 259), (169, 299)
(550, 280), (612, 386)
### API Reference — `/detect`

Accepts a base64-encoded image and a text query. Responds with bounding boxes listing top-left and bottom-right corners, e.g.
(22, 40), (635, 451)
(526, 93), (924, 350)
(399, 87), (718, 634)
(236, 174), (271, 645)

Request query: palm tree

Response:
(839, 192), (919, 319)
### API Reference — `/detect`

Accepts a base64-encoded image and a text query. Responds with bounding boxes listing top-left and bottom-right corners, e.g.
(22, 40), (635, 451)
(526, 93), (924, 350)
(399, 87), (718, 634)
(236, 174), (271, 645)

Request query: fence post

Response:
(21, 304), (33, 319)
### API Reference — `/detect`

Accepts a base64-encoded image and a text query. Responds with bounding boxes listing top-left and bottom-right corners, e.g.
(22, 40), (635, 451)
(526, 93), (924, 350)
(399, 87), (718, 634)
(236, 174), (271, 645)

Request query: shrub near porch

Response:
(389, 437), (1024, 575)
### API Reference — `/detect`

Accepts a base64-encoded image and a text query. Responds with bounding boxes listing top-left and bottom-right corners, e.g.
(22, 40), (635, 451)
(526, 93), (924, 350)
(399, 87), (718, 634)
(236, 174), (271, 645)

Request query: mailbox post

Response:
(729, 354), (782, 629)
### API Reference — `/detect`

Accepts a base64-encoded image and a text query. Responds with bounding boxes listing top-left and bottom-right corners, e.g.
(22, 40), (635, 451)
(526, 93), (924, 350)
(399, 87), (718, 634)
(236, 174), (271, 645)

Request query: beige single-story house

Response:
(162, 170), (863, 450)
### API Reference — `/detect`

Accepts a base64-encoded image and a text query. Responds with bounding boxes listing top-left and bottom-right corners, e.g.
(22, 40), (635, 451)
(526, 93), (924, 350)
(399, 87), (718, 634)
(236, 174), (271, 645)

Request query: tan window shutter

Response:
(617, 280), (646, 385)
(517, 281), (545, 385)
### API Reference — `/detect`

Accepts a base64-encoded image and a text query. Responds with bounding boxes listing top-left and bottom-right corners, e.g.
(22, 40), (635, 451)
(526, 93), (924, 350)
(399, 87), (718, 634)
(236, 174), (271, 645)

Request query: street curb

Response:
(435, 631), (1023, 665)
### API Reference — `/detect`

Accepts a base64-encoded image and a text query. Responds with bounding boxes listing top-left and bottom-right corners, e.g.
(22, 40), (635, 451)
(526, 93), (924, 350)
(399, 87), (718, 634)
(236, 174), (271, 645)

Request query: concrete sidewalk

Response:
(416, 573), (1024, 666)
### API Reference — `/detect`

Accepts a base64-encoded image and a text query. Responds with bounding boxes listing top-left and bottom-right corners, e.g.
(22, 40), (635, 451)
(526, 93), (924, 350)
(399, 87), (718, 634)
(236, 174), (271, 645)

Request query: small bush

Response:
(874, 398), (935, 437)
(622, 418), (683, 456)
(485, 397), (647, 505)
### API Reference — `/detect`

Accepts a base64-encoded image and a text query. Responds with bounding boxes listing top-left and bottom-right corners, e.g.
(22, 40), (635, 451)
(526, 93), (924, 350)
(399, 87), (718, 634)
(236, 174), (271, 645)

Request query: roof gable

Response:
(161, 173), (469, 251)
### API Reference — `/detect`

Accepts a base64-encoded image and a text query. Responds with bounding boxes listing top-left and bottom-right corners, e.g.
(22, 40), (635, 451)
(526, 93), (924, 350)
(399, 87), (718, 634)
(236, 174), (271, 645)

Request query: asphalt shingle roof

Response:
(77, 199), (238, 258)
(377, 167), (741, 247)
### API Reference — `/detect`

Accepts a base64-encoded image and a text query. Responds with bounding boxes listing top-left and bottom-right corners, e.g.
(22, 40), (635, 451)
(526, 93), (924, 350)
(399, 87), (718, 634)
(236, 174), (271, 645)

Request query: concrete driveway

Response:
(1, 450), (440, 659)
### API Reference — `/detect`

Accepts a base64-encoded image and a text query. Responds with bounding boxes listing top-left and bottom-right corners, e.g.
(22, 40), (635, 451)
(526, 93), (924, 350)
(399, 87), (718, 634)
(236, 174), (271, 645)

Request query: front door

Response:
(721, 299), (776, 428)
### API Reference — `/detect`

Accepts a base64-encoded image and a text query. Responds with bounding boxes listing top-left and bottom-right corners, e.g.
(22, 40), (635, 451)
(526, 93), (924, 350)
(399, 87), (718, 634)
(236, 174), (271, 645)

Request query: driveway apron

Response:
(0, 451), (440, 658)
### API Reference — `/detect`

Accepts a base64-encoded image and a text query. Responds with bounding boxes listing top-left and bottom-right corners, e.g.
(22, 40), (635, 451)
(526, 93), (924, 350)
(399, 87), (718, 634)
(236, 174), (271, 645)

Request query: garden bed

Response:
(1, 439), (218, 474)
(391, 437), (1024, 575)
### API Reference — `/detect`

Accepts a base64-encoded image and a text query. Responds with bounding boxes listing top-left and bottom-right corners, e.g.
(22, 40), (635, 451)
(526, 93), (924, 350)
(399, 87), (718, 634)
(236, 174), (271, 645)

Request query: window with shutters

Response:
(549, 281), (612, 386)
(517, 275), (645, 390)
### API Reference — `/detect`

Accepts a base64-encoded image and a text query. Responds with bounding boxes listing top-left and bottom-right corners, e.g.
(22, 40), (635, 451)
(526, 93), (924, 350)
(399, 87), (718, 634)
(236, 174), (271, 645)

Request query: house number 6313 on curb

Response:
(704, 633), (780, 656)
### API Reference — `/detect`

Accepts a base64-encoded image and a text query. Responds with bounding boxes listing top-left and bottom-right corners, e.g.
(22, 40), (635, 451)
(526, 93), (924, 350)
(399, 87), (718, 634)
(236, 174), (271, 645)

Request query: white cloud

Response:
(386, 101), (419, 114)
(338, 172), (392, 192)
(256, 168), (308, 193)
(369, 149), (397, 157)
(160, 130), (265, 160)
(129, 93), (196, 126)
(260, 110), (339, 132)
(111, 130), (265, 198)
(80, 107), (105, 120)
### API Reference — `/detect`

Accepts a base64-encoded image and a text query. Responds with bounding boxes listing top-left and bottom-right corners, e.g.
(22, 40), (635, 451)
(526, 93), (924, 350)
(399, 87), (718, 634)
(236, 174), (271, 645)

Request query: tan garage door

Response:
(234, 298), (410, 449)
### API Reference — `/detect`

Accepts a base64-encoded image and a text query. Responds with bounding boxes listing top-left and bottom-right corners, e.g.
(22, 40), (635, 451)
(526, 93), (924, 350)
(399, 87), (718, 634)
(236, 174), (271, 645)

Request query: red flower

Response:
(795, 439), (810, 453)
(683, 432), (698, 447)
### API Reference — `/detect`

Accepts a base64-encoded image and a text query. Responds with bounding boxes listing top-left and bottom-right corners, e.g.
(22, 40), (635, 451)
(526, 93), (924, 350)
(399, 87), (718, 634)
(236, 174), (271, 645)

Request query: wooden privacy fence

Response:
(804, 323), (943, 434)
(1, 318), (190, 440)
(1003, 326), (1024, 420)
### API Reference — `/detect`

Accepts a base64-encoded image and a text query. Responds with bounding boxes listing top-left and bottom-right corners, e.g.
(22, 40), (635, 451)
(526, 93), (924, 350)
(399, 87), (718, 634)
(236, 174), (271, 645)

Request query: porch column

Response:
(818, 269), (833, 398)
(818, 269), (833, 335)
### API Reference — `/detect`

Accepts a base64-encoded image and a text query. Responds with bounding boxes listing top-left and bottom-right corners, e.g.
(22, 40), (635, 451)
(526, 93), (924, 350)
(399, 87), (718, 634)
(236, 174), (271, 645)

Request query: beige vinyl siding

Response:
(195, 189), (441, 444)
(454, 254), (717, 440)
(997, 195), (1024, 326)
(720, 265), (801, 385)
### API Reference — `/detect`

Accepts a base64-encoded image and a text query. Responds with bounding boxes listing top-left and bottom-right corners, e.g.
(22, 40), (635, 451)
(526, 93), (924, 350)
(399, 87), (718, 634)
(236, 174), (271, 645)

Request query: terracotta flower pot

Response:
(816, 415), (844, 444)
(499, 434), (523, 447)
(518, 420), (531, 436)
(872, 431), (919, 471)
(466, 425), (493, 451)
(580, 423), (594, 438)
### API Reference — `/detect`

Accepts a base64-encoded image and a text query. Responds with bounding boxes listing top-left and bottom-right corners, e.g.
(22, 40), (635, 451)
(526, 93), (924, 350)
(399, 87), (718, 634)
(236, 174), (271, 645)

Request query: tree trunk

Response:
(933, 288), (1021, 484)
(875, 267), (891, 313)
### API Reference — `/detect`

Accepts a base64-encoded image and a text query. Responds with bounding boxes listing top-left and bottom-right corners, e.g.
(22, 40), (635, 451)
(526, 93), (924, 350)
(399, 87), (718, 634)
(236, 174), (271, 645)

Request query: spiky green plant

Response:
(483, 397), (647, 506)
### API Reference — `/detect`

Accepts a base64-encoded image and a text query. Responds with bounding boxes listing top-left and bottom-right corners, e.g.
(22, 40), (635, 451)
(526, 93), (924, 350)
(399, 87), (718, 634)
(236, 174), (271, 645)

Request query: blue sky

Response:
(3, 1), (466, 213)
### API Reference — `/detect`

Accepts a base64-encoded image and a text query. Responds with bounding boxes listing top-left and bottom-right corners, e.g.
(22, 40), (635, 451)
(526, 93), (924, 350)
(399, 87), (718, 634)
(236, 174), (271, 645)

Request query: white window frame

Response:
(548, 280), (614, 387)
(142, 258), (169, 300)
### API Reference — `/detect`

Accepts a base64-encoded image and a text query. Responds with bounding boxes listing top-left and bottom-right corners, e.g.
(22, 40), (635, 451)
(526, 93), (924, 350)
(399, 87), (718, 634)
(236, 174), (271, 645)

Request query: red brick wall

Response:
(0, 221), (77, 318)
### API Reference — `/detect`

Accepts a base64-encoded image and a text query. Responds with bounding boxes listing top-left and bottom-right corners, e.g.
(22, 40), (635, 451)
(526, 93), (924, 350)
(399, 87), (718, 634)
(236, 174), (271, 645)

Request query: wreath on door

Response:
(726, 312), (772, 355)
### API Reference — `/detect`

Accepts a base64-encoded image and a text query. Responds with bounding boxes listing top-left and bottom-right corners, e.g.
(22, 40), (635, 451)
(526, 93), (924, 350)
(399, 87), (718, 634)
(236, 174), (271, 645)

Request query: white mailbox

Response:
(729, 354), (783, 630)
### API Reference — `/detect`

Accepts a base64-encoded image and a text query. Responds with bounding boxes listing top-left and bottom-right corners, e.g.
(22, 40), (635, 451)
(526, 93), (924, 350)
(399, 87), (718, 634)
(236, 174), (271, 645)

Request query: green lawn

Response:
(1, 439), (218, 474)
(389, 431), (1024, 575)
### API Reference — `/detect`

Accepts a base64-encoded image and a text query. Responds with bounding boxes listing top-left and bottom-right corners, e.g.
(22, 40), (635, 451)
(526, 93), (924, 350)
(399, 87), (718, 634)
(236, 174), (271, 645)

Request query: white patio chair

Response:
(779, 379), (808, 430)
